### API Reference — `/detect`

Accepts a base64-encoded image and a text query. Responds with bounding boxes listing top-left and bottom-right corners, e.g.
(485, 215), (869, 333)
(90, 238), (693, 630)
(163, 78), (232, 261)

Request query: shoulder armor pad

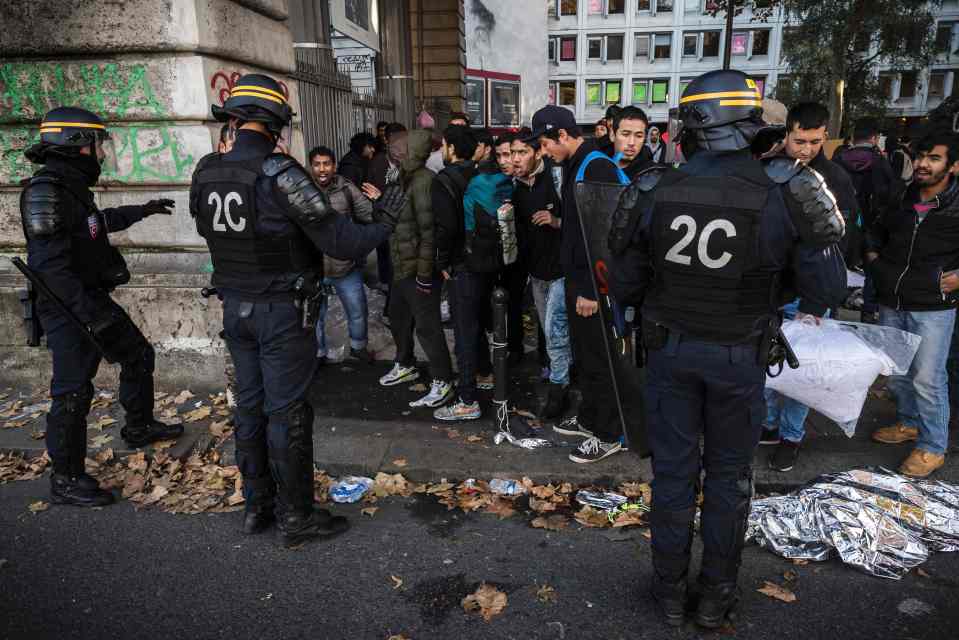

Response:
(21, 176), (68, 238)
(762, 156), (804, 184)
(635, 164), (668, 193)
(263, 153), (332, 226)
(785, 164), (846, 245)
(194, 152), (220, 173)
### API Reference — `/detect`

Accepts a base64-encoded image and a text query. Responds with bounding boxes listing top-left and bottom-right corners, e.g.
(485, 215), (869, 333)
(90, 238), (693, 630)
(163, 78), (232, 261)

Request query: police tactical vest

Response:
(645, 166), (779, 344)
(20, 173), (129, 290)
(192, 154), (313, 290)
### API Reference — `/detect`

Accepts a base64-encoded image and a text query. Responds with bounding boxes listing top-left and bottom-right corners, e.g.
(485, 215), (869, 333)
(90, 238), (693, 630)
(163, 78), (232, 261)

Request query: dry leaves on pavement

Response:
(535, 584), (557, 604)
(757, 580), (797, 603)
(0, 452), (50, 483)
(183, 406), (212, 423)
(462, 583), (508, 622)
(390, 575), (404, 590)
(574, 505), (612, 528)
(531, 515), (569, 531)
(173, 390), (195, 405)
(361, 507), (379, 517)
(27, 500), (49, 513)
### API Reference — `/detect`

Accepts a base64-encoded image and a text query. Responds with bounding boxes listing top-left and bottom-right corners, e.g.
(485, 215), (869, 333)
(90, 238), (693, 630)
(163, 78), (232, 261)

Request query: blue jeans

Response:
(880, 306), (956, 455)
(947, 318), (959, 416)
(315, 269), (368, 357)
(530, 277), (571, 386)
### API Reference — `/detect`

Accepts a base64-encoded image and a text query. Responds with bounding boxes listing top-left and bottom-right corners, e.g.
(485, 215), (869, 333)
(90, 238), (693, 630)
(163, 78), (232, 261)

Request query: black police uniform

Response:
(609, 71), (847, 627)
(20, 107), (183, 507)
(191, 75), (397, 544)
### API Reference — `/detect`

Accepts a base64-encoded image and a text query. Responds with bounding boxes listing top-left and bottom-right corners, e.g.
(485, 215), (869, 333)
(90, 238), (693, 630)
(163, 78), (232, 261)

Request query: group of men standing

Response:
(16, 64), (959, 631)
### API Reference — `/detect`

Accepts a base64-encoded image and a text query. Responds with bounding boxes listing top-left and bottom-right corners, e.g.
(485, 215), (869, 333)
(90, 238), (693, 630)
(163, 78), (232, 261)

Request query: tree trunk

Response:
(828, 77), (845, 138)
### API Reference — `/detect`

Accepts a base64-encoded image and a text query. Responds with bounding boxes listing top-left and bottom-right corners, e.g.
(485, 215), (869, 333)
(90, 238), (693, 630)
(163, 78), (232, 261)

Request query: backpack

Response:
(894, 149), (914, 183)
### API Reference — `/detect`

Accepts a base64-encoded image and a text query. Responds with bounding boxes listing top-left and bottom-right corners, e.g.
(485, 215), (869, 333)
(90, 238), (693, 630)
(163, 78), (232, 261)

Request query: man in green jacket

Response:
(378, 130), (455, 409)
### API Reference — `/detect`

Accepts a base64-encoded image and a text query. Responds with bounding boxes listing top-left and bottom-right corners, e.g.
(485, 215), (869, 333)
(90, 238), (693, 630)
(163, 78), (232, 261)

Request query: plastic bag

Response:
(766, 319), (921, 436)
(328, 476), (373, 503)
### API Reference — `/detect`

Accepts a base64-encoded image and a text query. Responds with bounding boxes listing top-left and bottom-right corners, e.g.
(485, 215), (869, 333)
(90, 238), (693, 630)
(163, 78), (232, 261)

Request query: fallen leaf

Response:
(408, 383), (428, 392)
(791, 559), (809, 566)
(619, 482), (652, 505)
(27, 500), (49, 513)
(783, 569), (798, 583)
(531, 515), (569, 531)
(466, 435), (483, 443)
(362, 507), (379, 517)
(529, 497), (557, 513)
(611, 509), (646, 528)
(390, 574), (404, 590)
(209, 420), (231, 438)
(226, 491), (245, 506)
(183, 406), (212, 423)
(174, 390), (195, 405)
(95, 448), (114, 464)
(426, 482), (454, 494)
(573, 505), (610, 528)
(916, 568), (931, 578)
(445, 428), (461, 439)
(89, 434), (113, 448)
(140, 485), (170, 505)
(485, 499), (516, 520)
(92, 415), (117, 430)
(391, 458), (408, 468)
(536, 584), (557, 604)
(531, 484), (557, 499)
(462, 583), (508, 622)
(757, 581), (797, 603)
(373, 472), (410, 497)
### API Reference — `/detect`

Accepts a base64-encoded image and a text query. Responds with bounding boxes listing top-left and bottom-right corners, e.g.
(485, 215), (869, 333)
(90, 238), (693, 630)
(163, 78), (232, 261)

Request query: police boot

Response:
(696, 485), (750, 628)
(234, 423), (277, 535)
(121, 419), (184, 448)
(541, 383), (568, 420)
(694, 580), (739, 629)
(118, 345), (184, 447)
(270, 401), (349, 548)
(650, 551), (690, 628)
(48, 393), (114, 507)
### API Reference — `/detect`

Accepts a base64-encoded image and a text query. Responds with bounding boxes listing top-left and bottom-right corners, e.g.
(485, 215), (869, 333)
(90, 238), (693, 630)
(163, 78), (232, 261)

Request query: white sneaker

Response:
(410, 380), (453, 408)
(379, 363), (420, 387)
(434, 400), (482, 421)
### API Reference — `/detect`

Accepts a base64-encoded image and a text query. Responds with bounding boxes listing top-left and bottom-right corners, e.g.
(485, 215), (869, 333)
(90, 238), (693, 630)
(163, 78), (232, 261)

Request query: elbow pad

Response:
(20, 176), (68, 238)
(765, 158), (845, 245)
(609, 165), (665, 256)
(263, 153), (333, 226)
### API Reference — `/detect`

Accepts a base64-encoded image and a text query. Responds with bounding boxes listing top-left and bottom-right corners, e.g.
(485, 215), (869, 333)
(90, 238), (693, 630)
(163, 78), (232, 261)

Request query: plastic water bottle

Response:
(329, 476), (374, 503)
(489, 478), (525, 496)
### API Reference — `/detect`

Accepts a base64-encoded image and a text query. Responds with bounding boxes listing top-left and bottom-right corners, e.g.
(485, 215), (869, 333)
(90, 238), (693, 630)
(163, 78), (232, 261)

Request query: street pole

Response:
(722, 1), (734, 70)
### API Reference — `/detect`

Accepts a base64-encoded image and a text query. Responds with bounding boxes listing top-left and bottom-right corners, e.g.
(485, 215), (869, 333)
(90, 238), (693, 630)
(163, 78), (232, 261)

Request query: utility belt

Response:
(203, 279), (324, 331)
(641, 316), (798, 375)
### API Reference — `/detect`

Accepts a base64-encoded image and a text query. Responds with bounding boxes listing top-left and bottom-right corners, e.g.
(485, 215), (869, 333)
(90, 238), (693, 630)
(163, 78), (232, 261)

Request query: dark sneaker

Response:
(541, 384), (569, 419)
(759, 426), (781, 446)
(122, 419), (184, 448)
(553, 416), (593, 438)
(348, 347), (375, 364)
(242, 509), (275, 535)
(50, 473), (115, 507)
(769, 439), (800, 472)
(568, 436), (622, 463)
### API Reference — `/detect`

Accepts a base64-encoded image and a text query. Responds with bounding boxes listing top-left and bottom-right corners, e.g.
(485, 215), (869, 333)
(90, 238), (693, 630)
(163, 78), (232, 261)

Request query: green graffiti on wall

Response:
(0, 62), (194, 183)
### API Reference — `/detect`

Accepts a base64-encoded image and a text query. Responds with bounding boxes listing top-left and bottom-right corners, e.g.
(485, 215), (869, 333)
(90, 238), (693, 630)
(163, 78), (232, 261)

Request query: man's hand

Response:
(795, 311), (822, 326)
(441, 270), (451, 281)
(361, 183), (382, 201)
(941, 270), (959, 295)
(142, 198), (175, 217)
(576, 296), (598, 318)
(532, 210), (561, 229)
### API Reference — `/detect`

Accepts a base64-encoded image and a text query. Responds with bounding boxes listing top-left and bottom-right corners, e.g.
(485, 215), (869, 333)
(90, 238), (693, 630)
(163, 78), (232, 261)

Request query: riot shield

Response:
(574, 179), (650, 457)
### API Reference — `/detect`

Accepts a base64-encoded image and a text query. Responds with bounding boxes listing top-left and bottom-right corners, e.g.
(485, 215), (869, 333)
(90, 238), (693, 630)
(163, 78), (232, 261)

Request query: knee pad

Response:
(284, 400), (315, 442)
(52, 388), (93, 420)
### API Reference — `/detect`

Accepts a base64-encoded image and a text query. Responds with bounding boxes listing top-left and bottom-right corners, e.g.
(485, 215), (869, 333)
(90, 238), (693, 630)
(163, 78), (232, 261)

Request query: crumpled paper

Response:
(747, 468), (959, 579)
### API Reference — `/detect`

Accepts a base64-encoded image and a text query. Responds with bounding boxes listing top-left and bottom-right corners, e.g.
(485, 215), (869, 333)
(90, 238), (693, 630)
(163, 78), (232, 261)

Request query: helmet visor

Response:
(96, 134), (119, 176)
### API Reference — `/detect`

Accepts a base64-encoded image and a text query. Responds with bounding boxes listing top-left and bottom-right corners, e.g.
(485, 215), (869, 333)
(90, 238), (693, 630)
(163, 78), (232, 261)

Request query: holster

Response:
(759, 315), (797, 376)
(293, 275), (323, 330)
(17, 283), (43, 347)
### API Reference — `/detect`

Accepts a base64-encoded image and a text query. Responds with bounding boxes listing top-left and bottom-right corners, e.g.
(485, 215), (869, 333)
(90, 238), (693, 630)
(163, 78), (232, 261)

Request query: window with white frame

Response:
(637, 0), (673, 13)
(548, 0), (578, 18)
(549, 80), (577, 106)
(681, 30), (721, 59)
(936, 22), (959, 55)
(587, 0), (625, 15)
(587, 34), (625, 62)
(632, 78), (670, 106)
(636, 33), (673, 63)
(586, 79), (623, 107)
(551, 35), (577, 61)
(731, 30), (771, 58)
(548, 38), (556, 62)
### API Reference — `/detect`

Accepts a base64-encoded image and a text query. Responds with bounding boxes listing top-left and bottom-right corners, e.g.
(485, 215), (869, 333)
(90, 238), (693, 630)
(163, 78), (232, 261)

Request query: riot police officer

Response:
(190, 74), (401, 547)
(20, 107), (185, 508)
(609, 70), (847, 628)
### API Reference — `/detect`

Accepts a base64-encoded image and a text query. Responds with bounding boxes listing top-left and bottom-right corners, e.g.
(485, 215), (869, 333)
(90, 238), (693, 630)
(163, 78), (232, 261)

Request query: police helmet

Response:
(24, 106), (110, 163)
(677, 70), (764, 153)
(212, 73), (293, 137)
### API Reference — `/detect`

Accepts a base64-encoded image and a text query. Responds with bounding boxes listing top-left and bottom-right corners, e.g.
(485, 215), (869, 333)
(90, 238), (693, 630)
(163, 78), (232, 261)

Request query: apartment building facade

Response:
(547, 0), (959, 130)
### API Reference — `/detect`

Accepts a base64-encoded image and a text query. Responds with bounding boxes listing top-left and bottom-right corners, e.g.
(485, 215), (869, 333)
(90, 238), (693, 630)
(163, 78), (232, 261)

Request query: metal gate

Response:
(293, 46), (395, 161)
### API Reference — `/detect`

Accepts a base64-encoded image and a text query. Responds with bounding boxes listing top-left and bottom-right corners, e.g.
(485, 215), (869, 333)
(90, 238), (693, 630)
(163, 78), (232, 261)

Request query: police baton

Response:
(9, 257), (109, 357)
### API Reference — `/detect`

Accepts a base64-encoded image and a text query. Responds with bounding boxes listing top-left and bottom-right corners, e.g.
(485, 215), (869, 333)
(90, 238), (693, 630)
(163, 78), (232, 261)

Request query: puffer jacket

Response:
(866, 177), (959, 311)
(318, 175), (374, 279)
(389, 130), (436, 282)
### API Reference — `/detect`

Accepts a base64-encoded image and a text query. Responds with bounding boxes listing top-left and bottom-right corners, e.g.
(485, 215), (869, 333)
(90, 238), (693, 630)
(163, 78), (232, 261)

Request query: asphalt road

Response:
(2, 478), (958, 640)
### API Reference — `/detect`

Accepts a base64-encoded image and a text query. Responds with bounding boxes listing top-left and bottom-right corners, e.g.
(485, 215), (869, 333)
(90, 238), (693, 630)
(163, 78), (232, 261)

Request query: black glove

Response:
(142, 198), (175, 217)
(372, 184), (407, 230)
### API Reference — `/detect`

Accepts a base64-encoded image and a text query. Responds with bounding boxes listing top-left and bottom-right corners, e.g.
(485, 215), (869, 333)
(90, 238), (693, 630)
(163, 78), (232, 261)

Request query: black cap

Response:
(529, 105), (577, 140)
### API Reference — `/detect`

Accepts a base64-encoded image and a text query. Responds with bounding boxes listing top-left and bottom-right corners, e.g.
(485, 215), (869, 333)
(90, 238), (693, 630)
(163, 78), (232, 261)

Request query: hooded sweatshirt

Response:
(389, 130), (436, 282)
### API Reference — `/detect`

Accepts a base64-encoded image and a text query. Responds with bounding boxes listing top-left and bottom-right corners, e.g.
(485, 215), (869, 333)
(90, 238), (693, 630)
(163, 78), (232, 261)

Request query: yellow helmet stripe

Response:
(718, 99), (763, 107)
(232, 84), (287, 102)
(230, 90), (285, 105)
(680, 90), (761, 104)
(39, 127), (63, 133)
(40, 121), (106, 129)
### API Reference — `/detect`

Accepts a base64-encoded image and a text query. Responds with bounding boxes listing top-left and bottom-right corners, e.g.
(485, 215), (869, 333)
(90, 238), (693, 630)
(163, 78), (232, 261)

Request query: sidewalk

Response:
(2, 358), (957, 492)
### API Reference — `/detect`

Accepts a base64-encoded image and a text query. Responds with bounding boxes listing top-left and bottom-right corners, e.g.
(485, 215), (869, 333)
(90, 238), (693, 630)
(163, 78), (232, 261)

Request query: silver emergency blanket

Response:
(747, 468), (959, 579)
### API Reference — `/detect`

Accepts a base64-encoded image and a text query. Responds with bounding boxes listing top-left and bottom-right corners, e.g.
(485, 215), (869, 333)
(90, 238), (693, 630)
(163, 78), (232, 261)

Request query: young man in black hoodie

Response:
(611, 106), (654, 179)
(865, 130), (959, 478)
(338, 132), (377, 188)
(532, 105), (624, 463)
